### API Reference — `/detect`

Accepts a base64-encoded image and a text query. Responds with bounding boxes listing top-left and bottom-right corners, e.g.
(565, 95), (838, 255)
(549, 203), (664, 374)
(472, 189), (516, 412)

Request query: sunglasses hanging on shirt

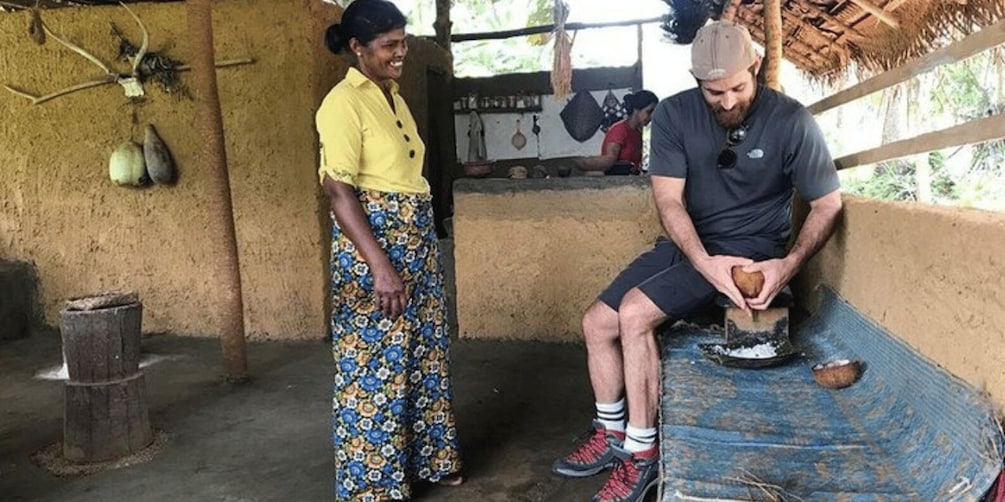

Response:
(717, 124), (749, 170)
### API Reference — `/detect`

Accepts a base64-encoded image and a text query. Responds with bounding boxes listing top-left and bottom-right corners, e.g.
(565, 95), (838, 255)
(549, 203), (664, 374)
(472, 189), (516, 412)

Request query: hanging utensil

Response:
(511, 118), (527, 150)
(532, 114), (542, 158)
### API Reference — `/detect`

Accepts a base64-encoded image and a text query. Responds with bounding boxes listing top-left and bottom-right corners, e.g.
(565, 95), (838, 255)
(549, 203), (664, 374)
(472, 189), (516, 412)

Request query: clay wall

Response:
(0, 1), (449, 340)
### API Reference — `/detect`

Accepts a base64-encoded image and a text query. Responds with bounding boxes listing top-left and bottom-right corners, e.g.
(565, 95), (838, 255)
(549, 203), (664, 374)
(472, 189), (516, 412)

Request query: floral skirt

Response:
(329, 189), (461, 502)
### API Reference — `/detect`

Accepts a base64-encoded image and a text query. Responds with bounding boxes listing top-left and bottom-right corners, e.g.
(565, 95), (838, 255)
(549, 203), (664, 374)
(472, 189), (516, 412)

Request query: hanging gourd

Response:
(109, 141), (149, 186)
(143, 125), (176, 185)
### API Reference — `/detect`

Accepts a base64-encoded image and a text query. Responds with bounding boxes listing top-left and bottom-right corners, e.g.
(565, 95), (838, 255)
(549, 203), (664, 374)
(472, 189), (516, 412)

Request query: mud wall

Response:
(0, 1), (448, 340)
(452, 178), (661, 342)
(797, 196), (1005, 407)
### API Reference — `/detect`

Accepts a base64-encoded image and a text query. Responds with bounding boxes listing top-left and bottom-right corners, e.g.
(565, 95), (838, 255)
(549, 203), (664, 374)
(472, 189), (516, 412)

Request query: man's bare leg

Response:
(551, 300), (627, 479)
(582, 300), (625, 403)
(617, 288), (667, 432)
(590, 288), (665, 502)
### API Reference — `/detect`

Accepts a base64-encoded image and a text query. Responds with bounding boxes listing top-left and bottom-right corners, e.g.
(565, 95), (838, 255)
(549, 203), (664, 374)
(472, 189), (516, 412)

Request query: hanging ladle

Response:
(511, 118), (527, 150)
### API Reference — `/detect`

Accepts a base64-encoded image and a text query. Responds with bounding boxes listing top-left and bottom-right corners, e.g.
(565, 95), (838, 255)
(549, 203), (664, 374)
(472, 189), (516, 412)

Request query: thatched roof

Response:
(739, 0), (1005, 80)
(661, 0), (1005, 80)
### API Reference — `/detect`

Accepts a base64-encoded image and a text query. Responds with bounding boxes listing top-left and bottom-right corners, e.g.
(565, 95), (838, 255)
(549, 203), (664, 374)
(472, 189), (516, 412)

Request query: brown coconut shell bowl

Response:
(812, 359), (863, 389)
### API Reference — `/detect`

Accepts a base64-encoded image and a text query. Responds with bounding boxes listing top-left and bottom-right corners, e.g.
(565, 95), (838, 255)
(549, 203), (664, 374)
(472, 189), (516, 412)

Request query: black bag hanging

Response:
(559, 90), (604, 142)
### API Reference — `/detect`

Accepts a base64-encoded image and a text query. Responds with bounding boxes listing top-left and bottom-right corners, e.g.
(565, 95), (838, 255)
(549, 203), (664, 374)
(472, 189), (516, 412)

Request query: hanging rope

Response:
(551, 0), (573, 100)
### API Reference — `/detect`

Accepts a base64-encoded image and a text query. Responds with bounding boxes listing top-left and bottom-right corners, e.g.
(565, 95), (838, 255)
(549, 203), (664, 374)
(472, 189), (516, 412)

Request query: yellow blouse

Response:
(316, 67), (428, 194)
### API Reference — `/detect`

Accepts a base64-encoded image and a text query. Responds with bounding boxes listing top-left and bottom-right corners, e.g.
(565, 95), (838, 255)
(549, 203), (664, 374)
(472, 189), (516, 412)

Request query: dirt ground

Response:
(0, 328), (644, 502)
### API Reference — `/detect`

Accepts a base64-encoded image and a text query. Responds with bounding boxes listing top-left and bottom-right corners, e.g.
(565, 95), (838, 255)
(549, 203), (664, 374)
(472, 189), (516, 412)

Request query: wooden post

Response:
(60, 302), (152, 463)
(762, 0), (783, 91)
(433, 0), (451, 53)
(186, 0), (249, 382)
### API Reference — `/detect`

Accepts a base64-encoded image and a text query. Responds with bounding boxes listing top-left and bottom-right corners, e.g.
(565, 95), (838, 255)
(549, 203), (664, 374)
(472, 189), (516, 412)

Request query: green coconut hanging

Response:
(109, 141), (149, 186)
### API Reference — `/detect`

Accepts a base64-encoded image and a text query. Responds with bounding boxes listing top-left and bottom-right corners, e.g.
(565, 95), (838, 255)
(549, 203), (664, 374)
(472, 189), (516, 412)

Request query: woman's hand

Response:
(371, 260), (408, 318)
(324, 177), (410, 319)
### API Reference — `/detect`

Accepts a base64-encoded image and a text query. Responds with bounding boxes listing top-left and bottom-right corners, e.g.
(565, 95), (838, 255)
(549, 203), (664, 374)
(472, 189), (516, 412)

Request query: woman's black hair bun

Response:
(325, 23), (345, 54)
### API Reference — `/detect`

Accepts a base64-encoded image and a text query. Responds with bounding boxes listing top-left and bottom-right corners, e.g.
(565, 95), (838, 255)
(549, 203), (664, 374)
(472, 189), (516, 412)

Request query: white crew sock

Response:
(624, 424), (657, 453)
(595, 399), (626, 433)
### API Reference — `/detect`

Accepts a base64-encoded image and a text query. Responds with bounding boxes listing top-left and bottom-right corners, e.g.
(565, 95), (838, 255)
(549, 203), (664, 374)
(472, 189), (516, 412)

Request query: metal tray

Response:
(699, 339), (799, 369)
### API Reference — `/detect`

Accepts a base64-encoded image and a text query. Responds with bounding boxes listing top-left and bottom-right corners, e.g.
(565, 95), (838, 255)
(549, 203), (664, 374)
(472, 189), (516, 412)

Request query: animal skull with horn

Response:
(5, 2), (150, 104)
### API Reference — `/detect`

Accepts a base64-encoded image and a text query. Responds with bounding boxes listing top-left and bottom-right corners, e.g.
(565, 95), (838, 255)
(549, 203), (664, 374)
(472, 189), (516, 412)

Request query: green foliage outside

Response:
(841, 50), (1004, 212)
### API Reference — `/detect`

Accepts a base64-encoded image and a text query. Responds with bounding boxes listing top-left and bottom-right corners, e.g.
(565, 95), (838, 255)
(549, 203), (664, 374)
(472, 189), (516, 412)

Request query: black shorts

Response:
(598, 237), (715, 317)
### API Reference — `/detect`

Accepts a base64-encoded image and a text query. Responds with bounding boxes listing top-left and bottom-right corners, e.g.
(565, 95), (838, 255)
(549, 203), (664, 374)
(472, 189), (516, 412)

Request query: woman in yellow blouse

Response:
(316, 1), (462, 499)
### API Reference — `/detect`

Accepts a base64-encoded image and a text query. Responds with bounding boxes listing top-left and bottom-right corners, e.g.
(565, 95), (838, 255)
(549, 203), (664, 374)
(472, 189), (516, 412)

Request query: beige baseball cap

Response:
(690, 21), (758, 81)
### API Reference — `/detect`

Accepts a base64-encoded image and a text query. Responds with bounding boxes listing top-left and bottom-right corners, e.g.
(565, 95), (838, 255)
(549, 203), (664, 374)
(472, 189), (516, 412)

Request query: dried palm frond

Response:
(550, 0), (572, 100)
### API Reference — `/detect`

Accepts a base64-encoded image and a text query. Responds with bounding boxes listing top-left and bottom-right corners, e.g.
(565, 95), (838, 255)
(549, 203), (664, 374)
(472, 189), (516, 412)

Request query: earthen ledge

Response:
(453, 176), (650, 195)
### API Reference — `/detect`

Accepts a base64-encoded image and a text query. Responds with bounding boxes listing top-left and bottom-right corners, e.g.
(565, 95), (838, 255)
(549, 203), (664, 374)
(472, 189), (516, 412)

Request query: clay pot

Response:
(463, 162), (493, 178)
(508, 165), (528, 179)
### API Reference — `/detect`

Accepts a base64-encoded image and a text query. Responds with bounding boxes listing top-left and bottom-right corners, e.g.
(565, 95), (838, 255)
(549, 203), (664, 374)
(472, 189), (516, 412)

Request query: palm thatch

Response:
(661, 0), (1005, 82)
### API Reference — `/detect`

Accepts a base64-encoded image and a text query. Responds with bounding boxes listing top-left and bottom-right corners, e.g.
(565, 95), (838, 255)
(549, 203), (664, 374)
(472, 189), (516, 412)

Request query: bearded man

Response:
(551, 21), (844, 502)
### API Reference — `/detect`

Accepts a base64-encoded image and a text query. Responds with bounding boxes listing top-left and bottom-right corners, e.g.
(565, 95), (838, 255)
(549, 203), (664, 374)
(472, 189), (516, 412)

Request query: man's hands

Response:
(695, 255), (755, 315)
(372, 260), (408, 319)
(697, 255), (799, 315)
(734, 257), (799, 311)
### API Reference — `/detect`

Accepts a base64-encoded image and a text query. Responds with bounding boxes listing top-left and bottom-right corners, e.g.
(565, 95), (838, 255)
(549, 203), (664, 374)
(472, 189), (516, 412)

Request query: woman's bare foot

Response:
(437, 473), (464, 487)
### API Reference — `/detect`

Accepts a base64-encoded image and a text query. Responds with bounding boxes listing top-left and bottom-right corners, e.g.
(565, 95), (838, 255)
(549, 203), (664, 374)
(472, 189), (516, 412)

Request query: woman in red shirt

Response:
(576, 90), (659, 175)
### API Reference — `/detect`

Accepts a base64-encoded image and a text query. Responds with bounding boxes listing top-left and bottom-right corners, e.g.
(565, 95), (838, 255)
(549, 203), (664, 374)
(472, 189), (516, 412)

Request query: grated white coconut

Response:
(714, 342), (779, 359)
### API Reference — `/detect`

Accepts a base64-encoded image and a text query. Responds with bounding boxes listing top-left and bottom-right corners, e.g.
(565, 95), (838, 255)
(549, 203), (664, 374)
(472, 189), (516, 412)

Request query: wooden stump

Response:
(60, 302), (153, 463)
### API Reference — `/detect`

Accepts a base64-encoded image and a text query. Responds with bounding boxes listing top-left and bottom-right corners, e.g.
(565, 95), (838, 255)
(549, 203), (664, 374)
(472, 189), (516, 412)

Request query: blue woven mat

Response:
(659, 287), (1003, 500)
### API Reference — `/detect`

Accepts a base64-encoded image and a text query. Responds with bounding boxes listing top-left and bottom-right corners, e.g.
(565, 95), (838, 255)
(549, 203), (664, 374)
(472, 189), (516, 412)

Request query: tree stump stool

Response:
(59, 293), (153, 463)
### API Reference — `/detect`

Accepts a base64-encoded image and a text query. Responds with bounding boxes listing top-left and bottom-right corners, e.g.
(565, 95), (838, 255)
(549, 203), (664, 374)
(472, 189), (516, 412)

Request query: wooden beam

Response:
(779, 8), (850, 62)
(792, 0), (866, 40)
(743, 24), (822, 72)
(451, 16), (663, 42)
(834, 113), (1005, 170)
(739, 9), (832, 71)
(848, 0), (899, 28)
(860, 0), (910, 30)
(808, 19), (1005, 115)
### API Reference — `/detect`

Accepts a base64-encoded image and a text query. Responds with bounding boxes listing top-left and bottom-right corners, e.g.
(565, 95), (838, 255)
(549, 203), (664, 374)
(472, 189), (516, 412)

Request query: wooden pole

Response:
(433, 0), (451, 52)
(636, 23), (643, 71)
(186, 0), (248, 382)
(762, 0), (783, 90)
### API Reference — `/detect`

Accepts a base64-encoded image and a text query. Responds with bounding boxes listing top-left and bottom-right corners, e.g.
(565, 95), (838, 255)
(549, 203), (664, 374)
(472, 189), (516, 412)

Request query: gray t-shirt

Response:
(649, 85), (839, 258)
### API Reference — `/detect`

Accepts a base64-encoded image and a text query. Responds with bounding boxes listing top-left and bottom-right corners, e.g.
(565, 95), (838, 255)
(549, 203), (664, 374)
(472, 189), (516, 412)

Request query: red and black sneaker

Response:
(552, 420), (627, 478)
(592, 444), (659, 502)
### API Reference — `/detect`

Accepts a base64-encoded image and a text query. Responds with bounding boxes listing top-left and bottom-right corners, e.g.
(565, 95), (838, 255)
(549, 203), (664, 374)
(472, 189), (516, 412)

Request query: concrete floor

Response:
(0, 329), (635, 502)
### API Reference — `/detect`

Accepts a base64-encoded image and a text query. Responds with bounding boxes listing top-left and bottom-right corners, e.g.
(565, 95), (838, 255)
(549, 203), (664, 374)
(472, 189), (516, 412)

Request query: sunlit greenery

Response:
(841, 49), (1004, 211)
